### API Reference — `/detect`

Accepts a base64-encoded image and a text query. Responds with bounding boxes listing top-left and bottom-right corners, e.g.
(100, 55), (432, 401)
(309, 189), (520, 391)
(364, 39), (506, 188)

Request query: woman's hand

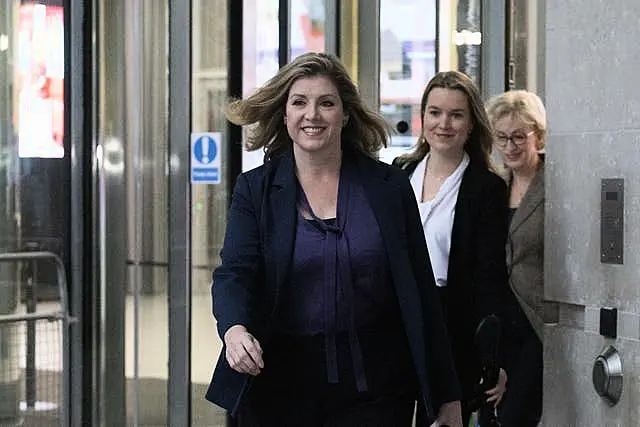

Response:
(224, 324), (264, 375)
(430, 400), (463, 427)
(485, 368), (508, 406)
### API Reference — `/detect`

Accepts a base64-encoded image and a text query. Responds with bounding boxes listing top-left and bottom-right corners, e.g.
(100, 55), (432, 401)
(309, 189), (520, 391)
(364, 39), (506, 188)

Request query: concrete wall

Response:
(543, 1), (640, 425)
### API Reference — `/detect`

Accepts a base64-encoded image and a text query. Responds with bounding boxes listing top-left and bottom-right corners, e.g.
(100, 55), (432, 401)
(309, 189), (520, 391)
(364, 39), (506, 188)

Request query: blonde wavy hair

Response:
(486, 90), (547, 151)
(226, 52), (391, 161)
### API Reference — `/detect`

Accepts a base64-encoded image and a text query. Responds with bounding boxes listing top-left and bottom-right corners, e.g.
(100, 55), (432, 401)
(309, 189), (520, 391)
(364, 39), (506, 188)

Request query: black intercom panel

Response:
(600, 179), (624, 264)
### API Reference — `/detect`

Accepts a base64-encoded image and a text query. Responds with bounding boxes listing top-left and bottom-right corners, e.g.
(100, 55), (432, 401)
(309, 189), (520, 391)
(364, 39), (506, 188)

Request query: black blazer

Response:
(393, 156), (509, 396)
(206, 148), (461, 420)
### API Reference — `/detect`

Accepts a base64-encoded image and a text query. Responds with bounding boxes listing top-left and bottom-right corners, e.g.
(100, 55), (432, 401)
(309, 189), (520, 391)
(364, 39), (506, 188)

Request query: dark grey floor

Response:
(0, 370), (61, 427)
(1, 370), (227, 427)
(130, 378), (227, 427)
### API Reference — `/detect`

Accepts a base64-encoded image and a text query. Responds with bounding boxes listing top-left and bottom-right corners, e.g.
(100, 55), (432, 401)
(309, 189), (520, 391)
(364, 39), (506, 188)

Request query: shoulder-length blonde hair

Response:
(486, 90), (547, 151)
(226, 52), (390, 161)
(396, 71), (493, 170)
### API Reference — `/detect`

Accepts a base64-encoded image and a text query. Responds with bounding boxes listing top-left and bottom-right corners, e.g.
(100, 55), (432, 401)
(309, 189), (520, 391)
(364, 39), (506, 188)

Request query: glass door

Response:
(347, 0), (485, 163)
(190, 0), (230, 424)
(378, 0), (438, 163)
(90, 1), (503, 425)
(190, 1), (338, 425)
(506, 0), (544, 94)
(0, 1), (72, 426)
(94, 0), (342, 425)
(95, 0), (172, 425)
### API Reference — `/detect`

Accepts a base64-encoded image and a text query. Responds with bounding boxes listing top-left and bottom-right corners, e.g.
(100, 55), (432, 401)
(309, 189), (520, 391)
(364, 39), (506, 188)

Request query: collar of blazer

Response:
(270, 145), (393, 189)
(270, 147), (390, 187)
(509, 161), (545, 234)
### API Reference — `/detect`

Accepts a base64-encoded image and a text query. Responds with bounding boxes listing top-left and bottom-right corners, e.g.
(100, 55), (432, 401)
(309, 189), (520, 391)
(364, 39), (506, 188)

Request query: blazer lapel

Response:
(357, 155), (430, 398)
(268, 151), (298, 307)
(509, 163), (544, 234)
(361, 172), (406, 252)
(356, 154), (423, 321)
(446, 167), (473, 287)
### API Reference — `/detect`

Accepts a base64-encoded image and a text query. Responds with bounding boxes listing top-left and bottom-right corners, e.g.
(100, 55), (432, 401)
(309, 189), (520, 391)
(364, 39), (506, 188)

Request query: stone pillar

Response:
(543, 1), (640, 425)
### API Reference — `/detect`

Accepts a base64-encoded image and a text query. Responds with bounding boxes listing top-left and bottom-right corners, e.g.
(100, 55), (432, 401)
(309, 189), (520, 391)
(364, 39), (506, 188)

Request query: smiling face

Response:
(284, 75), (346, 158)
(422, 88), (473, 157)
(493, 113), (540, 172)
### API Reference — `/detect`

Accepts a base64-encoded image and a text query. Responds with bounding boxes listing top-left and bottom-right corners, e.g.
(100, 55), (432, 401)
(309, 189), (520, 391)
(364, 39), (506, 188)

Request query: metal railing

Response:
(0, 251), (75, 427)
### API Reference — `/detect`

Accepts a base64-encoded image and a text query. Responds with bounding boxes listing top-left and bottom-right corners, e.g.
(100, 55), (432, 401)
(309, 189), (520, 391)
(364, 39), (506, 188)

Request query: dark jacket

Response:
(393, 156), (509, 399)
(206, 148), (461, 421)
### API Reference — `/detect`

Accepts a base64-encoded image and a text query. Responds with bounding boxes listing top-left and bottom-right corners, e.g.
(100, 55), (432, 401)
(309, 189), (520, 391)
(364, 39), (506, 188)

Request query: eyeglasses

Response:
(494, 130), (535, 148)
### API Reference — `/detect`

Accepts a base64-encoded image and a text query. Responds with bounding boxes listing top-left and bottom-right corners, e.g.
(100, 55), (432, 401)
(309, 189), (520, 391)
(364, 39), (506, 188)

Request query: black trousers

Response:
(497, 325), (542, 427)
(436, 286), (478, 427)
(237, 391), (415, 427)
(235, 328), (418, 427)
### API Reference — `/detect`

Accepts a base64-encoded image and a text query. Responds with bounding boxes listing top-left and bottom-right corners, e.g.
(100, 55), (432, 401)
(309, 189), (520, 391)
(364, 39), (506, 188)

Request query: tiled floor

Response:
(3, 289), (227, 426)
(1, 302), (65, 426)
(125, 289), (226, 426)
(124, 290), (224, 384)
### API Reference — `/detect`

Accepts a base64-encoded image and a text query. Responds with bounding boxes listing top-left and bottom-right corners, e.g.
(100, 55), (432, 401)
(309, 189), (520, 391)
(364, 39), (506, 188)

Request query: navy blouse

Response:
(275, 161), (400, 391)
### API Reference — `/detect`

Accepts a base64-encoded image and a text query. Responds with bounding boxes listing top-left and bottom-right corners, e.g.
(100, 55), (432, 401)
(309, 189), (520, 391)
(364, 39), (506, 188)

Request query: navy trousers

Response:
(235, 328), (418, 427)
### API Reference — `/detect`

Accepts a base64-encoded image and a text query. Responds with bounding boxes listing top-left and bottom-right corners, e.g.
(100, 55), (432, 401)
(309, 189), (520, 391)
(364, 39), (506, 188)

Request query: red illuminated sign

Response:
(16, 3), (64, 158)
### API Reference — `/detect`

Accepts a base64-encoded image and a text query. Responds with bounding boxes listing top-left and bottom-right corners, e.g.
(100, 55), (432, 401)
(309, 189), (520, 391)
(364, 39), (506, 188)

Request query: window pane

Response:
(0, 1), (70, 425)
(242, 0), (280, 171)
(453, 0), (482, 86)
(507, 0), (539, 92)
(379, 0), (437, 163)
(16, 3), (65, 158)
(290, 0), (327, 59)
(191, 0), (228, 425)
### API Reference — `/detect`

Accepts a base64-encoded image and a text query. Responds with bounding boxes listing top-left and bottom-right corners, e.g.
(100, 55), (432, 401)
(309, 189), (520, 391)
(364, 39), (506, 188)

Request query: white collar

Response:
(410, 152), (470, 204)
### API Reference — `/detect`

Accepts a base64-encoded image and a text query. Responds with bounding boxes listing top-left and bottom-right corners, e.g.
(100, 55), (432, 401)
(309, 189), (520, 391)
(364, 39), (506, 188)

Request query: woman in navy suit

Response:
(393, 71), (510, 425)
(205, 53), (462, 426)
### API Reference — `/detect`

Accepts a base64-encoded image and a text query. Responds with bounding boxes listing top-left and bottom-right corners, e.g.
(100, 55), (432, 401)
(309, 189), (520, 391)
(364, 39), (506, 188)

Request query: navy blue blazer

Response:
(393, 156), (509, 398)
(206, 148), (461, 420)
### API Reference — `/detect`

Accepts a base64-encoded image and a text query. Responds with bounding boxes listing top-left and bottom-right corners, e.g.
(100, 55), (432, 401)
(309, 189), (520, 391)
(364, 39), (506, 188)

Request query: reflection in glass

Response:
(454, 0), (482, 87)
(243, 0), (279, 97)
(0, 0), (73, 425)
(16, 3), (65, 159)
(242, 0), (280, 171)
(242, 0), (329, 171)
(507, 0), (539, 92)
(379, 0), (437, 162)
(120, 1), (170, 425)
(290, 0), (327, 59)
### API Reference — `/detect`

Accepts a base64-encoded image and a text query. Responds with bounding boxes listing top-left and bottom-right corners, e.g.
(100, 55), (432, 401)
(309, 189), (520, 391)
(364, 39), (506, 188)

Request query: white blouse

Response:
(409, 153), (470, 287)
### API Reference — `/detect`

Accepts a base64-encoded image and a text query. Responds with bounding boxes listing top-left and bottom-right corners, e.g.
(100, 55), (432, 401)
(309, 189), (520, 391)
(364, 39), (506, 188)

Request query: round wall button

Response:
(592, 345), (623, 406)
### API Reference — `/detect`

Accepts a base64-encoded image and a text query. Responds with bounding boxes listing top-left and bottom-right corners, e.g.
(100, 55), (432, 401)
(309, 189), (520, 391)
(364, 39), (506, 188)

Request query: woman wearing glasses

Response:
(487, 90), (556, 426)
(393, 71), (509, 425)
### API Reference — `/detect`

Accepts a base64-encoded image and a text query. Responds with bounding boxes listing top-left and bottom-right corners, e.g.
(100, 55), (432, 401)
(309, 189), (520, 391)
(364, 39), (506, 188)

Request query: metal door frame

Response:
(69, 1), (197, 425)
(168, 1), (192, 425)
(481, 0), (506, 99)
(69, 0), (96, 425)
(356, 0), (380, 110)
